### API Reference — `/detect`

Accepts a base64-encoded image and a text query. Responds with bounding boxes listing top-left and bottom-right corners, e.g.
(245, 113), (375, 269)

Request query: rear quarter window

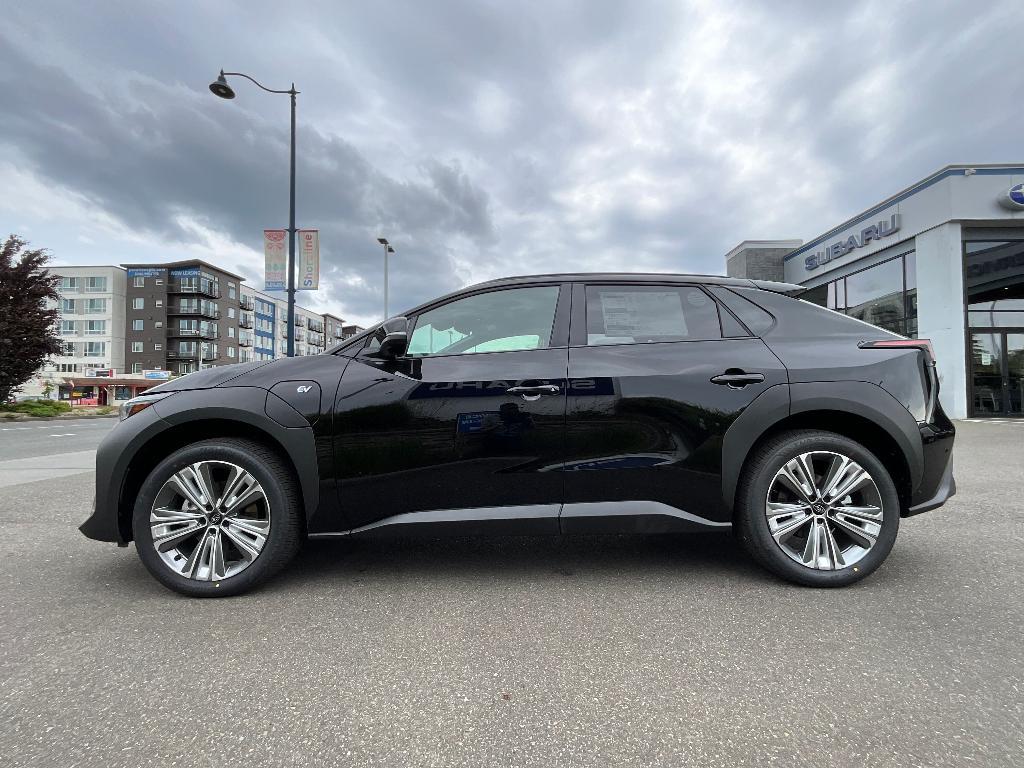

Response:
(708, 286), (776, 335)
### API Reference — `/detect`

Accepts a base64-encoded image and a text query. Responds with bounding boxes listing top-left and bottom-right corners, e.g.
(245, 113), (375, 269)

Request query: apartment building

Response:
(122, 260), (248, 376)
(22, 266), (128, 399)
(278, 301), (327, 357)
(21, 260), (365, 400)
(241, 284), (278, 362)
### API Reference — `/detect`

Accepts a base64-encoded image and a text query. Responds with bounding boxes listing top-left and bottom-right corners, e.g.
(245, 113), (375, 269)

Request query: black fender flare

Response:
(151, 386), (320, 519)
(721, 381), (923, 513)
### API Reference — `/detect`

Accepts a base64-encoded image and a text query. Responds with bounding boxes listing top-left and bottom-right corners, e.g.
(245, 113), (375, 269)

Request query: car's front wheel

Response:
(132, 438), (301, 597)
(736, 430), (900, 587)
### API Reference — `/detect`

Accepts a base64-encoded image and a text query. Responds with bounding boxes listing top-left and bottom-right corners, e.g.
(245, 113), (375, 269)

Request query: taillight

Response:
(857, 338), (935, 363)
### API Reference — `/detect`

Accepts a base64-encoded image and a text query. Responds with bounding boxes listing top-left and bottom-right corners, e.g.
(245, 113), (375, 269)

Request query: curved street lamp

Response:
(209, 70), (300, 357)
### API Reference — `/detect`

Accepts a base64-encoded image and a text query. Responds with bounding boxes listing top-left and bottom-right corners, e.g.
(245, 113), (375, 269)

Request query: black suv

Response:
(81, 273), (956, 596)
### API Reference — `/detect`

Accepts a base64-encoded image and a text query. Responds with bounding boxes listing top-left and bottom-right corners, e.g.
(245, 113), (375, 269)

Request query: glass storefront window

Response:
(904, 251), (917, 326)
(799, 251), (916, 337)
(965, 240), (1024, 328)
(801, 284), (828, 308)
(845, 257), (905, 330)
(968, 310), (1024, 328)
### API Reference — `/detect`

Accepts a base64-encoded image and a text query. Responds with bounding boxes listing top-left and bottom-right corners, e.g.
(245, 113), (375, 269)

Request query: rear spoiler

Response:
(746, 279), (805, 296)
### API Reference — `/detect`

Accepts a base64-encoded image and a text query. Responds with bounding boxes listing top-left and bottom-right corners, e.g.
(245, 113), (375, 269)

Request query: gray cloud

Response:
(1, 0), (1022, 325)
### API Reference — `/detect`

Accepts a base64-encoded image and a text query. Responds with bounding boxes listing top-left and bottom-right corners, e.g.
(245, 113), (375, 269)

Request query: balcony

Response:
(240, 295), (255, 311)
(167, 327), (218, 340)
(168, 280), (220, 299)
(170, 347), (217, 361)
(239, 314), (254, 329)
(238, 337), (253, 348)
(170, 305), (220, 320)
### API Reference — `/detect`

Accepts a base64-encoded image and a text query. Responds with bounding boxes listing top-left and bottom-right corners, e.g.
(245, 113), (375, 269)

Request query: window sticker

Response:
(599, 291), (687, 337)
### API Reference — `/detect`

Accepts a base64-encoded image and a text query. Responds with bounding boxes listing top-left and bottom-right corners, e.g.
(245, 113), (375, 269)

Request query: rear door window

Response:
(585, 285), (721, 345)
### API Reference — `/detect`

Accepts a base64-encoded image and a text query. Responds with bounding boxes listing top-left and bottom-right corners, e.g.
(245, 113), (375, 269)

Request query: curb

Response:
(0, 413), (120, 423)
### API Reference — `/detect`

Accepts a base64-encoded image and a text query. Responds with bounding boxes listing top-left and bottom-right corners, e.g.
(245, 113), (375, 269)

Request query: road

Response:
(0, 420), (1022, 767)
(0, 418), (117, 487)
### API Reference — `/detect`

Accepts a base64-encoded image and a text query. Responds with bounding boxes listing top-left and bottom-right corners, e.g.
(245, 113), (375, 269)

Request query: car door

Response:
(332, 283), (570, 533)
(561, 281), (788, 531)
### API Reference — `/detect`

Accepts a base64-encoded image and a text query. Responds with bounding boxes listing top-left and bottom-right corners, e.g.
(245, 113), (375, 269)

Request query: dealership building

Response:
(726, 163), (1024, 419)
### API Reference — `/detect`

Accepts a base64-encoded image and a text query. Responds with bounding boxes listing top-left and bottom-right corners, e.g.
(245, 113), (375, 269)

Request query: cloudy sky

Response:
(1, 0), (1021, 327)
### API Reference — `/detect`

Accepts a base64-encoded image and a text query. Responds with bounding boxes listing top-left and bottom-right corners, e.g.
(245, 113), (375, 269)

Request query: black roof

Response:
(467, 272), (801, 292)
(400, 272), (802, 319)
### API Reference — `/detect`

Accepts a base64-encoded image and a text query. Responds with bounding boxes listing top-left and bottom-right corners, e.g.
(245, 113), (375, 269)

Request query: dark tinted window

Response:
(708, 286), (776, 335)
(585, 285), (720, 345)
(719, 306), (750, 337)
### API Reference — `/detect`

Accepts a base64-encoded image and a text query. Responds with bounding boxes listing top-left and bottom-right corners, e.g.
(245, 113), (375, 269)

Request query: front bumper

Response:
(79, 405), (168, 543)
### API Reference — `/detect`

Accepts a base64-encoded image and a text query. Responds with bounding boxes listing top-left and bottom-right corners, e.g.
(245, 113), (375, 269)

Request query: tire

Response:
(735, 429), (900, 587)
(132, 438), (302, 597)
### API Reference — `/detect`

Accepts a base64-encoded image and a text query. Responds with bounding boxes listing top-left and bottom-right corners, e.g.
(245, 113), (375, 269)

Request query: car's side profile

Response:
(80, 273), (956, 597)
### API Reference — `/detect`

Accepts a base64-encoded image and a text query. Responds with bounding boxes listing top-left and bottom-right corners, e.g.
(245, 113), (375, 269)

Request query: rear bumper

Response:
(904, 407), (956, 517)
(906, 452), (956, 516)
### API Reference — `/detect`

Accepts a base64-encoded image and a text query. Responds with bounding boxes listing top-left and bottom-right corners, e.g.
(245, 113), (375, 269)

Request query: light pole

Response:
(377, 237), (395, 318)
(210, 70), (300, 357)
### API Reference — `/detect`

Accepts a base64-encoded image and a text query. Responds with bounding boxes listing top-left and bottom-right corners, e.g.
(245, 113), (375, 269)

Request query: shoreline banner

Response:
(298, 229), (320, 290)
(264, 229), (287, 290)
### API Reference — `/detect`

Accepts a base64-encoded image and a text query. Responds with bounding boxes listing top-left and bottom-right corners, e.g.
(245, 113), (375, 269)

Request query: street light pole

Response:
(377, 237), (395, 319)
(210, 70), (300, 357)
(287, 85), (296, 357)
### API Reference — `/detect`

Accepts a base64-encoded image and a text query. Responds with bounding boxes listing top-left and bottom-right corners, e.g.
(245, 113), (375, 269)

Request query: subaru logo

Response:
(999, 183), (1024, 211)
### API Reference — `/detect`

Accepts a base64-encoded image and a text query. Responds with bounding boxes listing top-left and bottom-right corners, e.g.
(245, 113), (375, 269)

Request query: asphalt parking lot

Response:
(1, 420), (1022, 766)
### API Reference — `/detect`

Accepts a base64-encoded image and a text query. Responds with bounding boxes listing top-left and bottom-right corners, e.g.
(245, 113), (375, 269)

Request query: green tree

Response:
(0, 235), (62, 403)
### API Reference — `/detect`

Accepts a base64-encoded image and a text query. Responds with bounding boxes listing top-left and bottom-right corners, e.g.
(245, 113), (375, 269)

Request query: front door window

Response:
(407, 286), (560, 357)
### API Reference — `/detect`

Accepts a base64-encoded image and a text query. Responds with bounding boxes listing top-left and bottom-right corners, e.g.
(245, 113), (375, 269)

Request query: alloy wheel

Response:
(149, 460), (271, 581)
(765, 450), (884, 571)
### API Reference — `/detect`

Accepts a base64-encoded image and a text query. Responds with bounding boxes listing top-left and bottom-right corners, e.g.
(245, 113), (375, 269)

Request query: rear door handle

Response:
(506, 384), (561, 401)
(710, 371), (765, 388)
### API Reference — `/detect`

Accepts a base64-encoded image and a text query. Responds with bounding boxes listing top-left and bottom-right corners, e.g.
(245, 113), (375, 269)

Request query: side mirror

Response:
(368, 316), (409, 359)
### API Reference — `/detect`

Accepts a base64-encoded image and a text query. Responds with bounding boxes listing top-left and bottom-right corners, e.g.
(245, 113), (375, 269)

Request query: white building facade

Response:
(726, 164), (1024, 419)
(24, 266), (128, 398)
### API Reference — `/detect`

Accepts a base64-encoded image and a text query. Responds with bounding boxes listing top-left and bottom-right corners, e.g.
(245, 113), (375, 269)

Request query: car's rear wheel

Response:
(736, 430), (900, 587)
(132, 438), (301, 597)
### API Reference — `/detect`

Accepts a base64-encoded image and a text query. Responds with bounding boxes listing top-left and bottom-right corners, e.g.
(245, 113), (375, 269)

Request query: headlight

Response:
(119, 392), (174, 421)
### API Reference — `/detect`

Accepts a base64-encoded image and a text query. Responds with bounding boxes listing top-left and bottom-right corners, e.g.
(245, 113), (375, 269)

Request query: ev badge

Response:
(296, 385), (313, 393)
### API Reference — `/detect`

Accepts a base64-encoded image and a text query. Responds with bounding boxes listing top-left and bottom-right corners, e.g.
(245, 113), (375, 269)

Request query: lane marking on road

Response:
(1, 421), (115, 431)
(50, 433), (77, 437)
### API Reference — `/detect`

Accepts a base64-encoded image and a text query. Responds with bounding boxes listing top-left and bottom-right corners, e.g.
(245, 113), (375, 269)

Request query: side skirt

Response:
(306, 501), (730, 539)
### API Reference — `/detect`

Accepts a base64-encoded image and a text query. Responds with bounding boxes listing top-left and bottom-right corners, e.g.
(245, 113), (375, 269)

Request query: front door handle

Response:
(710, 371), (765, 388)
(506, 384), (561, 401)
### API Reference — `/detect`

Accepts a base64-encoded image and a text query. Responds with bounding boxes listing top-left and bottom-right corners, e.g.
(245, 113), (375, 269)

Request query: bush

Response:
(0, 400), (73, 417)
